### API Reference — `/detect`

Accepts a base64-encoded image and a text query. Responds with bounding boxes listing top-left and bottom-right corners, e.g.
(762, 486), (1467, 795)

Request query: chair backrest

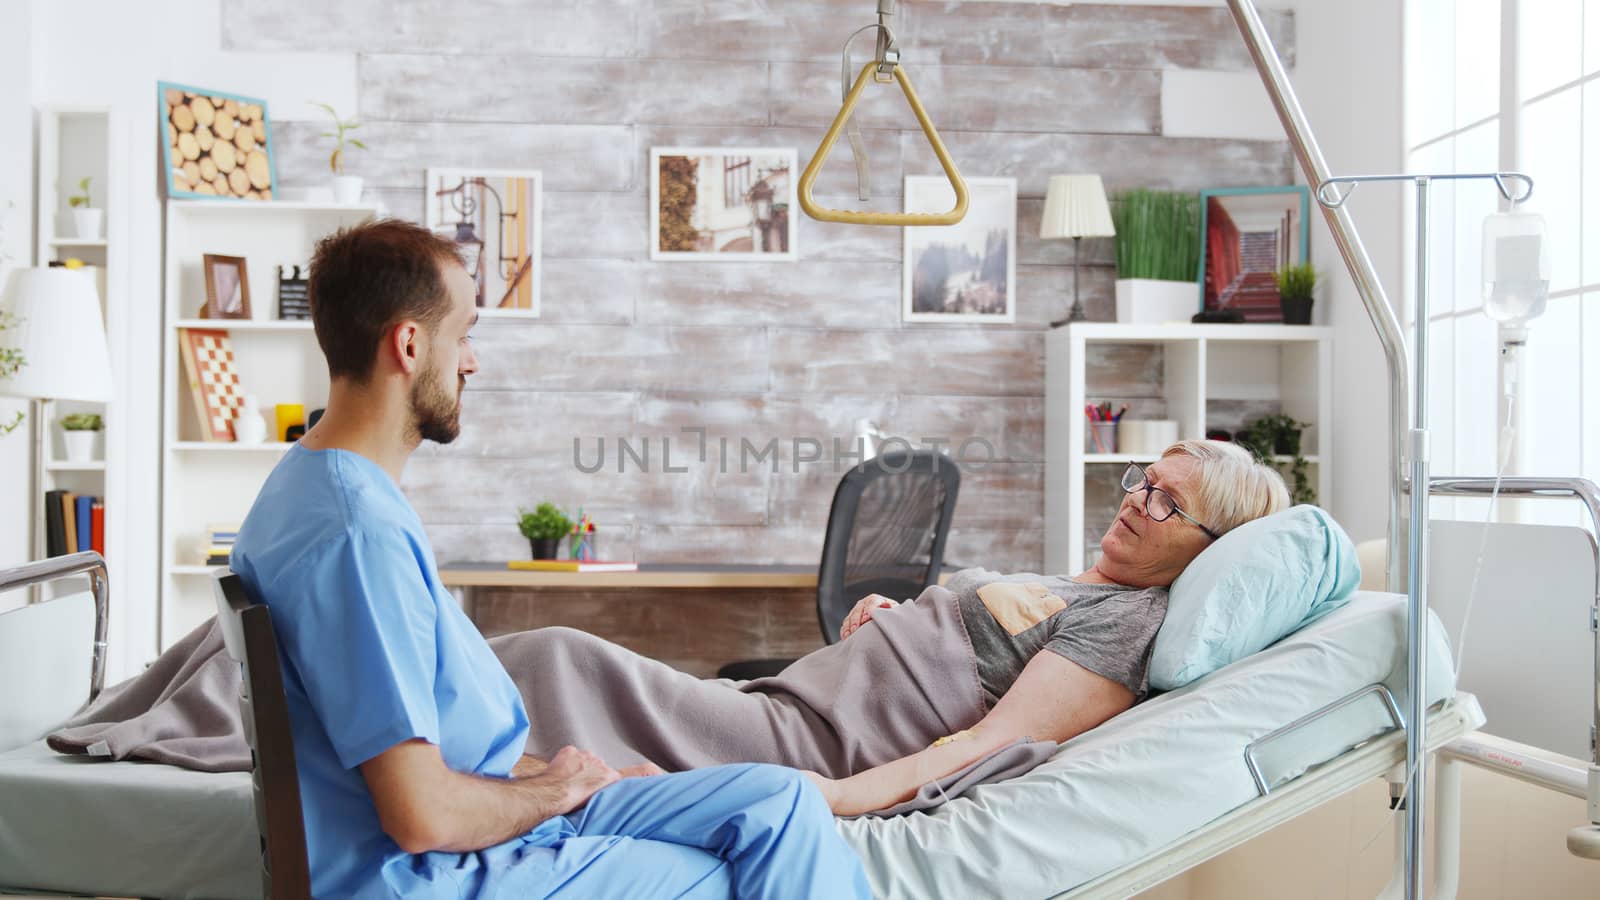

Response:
(212, 571), (312, 900)
(816, 450), (960, 644)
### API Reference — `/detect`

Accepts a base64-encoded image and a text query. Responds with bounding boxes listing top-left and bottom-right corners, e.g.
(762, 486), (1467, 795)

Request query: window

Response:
(1405, 0), (1599, 527)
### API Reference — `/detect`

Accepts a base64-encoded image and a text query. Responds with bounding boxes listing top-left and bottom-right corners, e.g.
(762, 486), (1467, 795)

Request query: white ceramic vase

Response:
(233, 395), (267, 444)
(72, 208), (103, 240)
(332, 175), (364, 205)
(63, 430), (98, 462)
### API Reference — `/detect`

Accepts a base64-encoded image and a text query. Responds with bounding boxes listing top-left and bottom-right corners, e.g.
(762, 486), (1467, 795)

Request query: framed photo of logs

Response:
(158, 82), (277, 201)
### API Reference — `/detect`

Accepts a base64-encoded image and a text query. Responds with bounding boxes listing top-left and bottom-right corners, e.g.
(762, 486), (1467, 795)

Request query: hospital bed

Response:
(0, 551), (1482, 899)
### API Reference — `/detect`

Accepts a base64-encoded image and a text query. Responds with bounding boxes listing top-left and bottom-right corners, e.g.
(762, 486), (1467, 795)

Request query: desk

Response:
(439, 563), (830, 676)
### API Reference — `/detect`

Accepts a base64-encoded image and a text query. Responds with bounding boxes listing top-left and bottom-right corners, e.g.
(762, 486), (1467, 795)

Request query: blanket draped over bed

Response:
(47, 586), (1056, 816)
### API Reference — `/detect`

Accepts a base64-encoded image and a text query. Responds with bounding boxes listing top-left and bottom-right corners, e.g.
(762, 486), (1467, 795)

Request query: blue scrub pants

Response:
(509, 763), (871, 899)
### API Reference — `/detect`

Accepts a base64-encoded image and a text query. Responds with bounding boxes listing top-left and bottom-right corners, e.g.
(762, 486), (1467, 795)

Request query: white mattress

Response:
(0, 739), (257, 899)
(837, 591), (1461, 900)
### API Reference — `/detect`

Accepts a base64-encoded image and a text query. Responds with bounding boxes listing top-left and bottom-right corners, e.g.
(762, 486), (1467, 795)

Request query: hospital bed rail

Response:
(0, 551), (110, 704)
(1427, 475), (1600, 862)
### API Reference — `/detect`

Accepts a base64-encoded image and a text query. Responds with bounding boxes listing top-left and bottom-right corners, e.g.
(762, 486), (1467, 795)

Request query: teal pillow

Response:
(1149, 505), (1361, 691)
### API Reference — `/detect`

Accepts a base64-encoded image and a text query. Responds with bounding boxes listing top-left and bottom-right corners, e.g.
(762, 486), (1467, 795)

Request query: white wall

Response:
(17, 0), (355, 675)
(0, 0), (38, 614)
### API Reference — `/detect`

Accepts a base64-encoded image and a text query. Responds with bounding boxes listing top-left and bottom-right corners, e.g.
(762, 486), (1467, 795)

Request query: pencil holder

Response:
(1086, 421), (1117, 454)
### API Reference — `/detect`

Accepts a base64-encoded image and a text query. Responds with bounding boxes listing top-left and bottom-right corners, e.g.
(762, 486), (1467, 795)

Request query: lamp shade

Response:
(1039, 174), (1116, 240)
(0, 267), (112, 402)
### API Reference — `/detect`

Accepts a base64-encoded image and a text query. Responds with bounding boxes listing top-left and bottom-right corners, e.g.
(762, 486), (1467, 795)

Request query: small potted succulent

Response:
(68, 176), (102, 240)
(313, 102), (366, 205)
(60, 412), (103, 462)
(518, 502), (573, 560)
(1275, 262), (1316, 325)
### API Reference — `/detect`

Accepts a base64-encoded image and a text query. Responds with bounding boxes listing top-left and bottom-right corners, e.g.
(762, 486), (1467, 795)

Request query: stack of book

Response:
(43, 491), (105, 558)
(205, 523), (240, 566)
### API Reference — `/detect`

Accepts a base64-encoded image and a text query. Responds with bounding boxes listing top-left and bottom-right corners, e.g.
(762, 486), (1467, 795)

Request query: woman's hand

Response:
(511, 754), (549, 778)
(840, 593), (898, 641)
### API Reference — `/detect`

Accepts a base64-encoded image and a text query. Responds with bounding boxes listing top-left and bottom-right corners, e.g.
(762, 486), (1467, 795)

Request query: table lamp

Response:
(0, 267), (113, 565)
(1040, 174), (1116, 326)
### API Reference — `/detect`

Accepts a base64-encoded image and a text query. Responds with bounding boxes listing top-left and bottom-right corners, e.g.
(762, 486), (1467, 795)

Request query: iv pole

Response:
(1318, 172), (1532, 900)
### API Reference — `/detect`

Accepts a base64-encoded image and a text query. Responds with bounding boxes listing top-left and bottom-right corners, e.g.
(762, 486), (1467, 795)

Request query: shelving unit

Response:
(30, 107), (120, 605)
(159, 200), (379, 648)
(1045, 322), (1333, 574)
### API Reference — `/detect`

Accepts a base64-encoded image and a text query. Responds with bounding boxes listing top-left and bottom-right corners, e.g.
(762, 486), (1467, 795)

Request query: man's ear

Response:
(387, 320), (422, 375)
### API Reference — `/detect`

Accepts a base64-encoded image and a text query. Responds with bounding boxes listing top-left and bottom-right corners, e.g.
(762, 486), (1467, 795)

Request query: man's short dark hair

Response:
(308, 219), (466, 381)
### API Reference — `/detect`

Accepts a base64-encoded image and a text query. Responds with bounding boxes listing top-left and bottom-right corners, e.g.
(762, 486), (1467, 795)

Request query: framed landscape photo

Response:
(903, 176), (1017, 324)
(1197, 185), (1311, 322)
(158, 82), (276, 201)
(425, 168), (543, 317)
(202, 254), (251, 319)
(650, 147), (797, 261)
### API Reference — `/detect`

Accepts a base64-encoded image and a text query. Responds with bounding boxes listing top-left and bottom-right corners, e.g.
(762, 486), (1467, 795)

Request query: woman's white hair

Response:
(1160, 439), (1291, 536)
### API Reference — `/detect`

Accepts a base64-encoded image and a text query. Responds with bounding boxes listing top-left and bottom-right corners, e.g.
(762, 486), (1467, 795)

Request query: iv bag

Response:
(1481, 211), (1549, 325)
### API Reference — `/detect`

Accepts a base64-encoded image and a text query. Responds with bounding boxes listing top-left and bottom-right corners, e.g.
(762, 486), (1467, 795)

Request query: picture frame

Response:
(1197, 185), (1311, 322)
(902, 176), (1017, 324)
(650, 147), (798, 262)
(157, 82), (277, 201)
(202, 254), (251, 320)
(424, 167), (543, 318)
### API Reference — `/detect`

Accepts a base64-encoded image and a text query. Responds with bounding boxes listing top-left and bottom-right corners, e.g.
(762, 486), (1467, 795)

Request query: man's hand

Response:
(619, 762), (666, 778)
(840, 593), (898, 641)
(523, 746), (622, 815)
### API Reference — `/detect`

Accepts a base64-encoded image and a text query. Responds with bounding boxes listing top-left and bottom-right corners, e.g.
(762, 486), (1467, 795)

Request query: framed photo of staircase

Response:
(1198, 185), (1310, 322)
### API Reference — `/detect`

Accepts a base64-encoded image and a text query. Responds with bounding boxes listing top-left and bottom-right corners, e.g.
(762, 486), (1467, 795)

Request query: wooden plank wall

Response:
(230, 0), (1295, 574)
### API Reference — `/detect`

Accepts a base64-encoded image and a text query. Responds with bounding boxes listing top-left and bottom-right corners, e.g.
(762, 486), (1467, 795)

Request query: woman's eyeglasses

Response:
(1120, 463), (1220, 540)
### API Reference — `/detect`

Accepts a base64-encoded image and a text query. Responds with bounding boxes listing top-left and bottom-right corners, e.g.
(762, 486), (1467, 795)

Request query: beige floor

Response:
(1136, 764), (1595, 899)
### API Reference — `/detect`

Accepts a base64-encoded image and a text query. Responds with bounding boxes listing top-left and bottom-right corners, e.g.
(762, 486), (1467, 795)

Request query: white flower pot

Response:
(72, 208), (103, 240)
(332, 175), (364, 205)
(63, 430), (98, 462)
(1114, 278), (1200, 324)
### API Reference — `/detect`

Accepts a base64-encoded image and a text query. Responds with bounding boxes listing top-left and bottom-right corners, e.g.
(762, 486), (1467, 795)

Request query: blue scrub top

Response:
(232, 445), (531, 898)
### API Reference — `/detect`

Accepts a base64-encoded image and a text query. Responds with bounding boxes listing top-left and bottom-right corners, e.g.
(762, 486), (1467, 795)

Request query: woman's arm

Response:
(812, 649), (1135, 816)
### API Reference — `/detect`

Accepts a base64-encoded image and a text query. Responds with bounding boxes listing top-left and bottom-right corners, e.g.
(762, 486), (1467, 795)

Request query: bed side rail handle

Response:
(1244, 683), (1405, 797)
(0, 551), (111, 702)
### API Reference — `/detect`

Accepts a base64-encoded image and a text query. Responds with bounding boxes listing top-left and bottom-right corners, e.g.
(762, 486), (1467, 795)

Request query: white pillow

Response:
(1149, 505), (1361, 691)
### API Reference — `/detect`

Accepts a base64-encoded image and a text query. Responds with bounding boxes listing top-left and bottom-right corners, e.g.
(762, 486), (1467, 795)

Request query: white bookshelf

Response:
(31, 108), (120, 604)
(159, 200), (379, 648)
(1045, 322), (1334, 574)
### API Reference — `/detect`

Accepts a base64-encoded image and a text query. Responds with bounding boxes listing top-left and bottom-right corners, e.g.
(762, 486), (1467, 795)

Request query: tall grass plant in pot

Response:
(1112, 189), (1201, 323)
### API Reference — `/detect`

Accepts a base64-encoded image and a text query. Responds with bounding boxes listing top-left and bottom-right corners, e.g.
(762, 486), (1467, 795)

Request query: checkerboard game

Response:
(179, 328), (244, 441)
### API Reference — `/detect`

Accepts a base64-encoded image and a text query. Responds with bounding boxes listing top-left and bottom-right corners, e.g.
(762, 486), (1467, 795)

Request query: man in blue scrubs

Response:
(231, 220), (871, 899)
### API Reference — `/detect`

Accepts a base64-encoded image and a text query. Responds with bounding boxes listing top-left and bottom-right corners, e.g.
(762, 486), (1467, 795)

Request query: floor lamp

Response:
(0, 268), (113, 590)
(1042, 174), (1116, 327)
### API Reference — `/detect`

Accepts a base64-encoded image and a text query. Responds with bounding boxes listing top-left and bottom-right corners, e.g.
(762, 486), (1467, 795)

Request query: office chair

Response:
(717, 449), (960, 680)
(212, 571), (312, 900)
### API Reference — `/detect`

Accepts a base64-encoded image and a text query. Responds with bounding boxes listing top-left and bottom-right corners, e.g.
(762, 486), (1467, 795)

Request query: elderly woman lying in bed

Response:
(510, 439), (1290, 816)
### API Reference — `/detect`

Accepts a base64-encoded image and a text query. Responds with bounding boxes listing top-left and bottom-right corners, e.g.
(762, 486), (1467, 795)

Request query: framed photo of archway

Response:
(650, 147), (797, 262)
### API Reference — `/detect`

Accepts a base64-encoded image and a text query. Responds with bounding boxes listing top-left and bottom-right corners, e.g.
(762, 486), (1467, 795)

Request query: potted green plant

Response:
(1112, 189), (1201, 323)
(1275, 262), (1316, 325)
(1238, 414), (1316, 505)
(68, 176), (101, 240)
(518, 502), (573, 560)
(312, 102), (367, 205)
(60, 412), (103, 462)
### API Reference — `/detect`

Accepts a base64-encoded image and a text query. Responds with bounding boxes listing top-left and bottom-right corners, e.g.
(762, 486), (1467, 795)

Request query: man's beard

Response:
(410, 359), (463, 445)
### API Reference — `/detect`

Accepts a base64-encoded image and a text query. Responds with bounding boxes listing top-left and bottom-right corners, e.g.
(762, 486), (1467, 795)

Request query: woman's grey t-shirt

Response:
(942, 568), (1169, 707)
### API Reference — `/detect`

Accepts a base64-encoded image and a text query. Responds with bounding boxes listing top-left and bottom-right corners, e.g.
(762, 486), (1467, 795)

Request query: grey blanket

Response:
(49, 586), (1055, 815)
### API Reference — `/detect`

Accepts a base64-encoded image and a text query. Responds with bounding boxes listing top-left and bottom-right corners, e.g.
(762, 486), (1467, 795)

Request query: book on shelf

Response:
(507, 560), (640, 573)
(75, 495), (93, 554)
(44, 490), (66, 557)
(90, 500), (105, 556)
(62, 492), (78, 554)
